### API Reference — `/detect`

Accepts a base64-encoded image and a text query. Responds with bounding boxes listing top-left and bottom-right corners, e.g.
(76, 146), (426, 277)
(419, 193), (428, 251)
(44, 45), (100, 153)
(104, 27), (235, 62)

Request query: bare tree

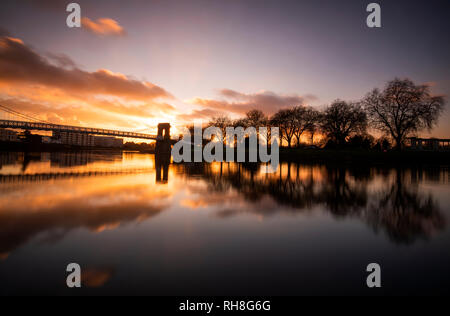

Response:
(306, 111), (320, 145)
(242, 109), (272, 143)
(292, 106), (320, 146)
(233, 117), (249, 128)
(271, 108), (296, 148)
(363, 78), (445, 149)
(320, 100), (367, 146)
(245, 109), (268, 127)
(208, 115), (233, 143)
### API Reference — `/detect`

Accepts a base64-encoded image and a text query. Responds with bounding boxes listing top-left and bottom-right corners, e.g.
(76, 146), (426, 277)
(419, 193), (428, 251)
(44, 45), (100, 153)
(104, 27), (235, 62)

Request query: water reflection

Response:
(0, 153), (448, 260)
(367, 170), (445, 244)
(155, 153), (170, 184)
(0, 151), (124, 173)
(81, 267), (115, 288)
(0, 152), (449, 293)
(0, 152), (171, 256)
(0, 153), (448, 256)
(179, 162), (446, 244)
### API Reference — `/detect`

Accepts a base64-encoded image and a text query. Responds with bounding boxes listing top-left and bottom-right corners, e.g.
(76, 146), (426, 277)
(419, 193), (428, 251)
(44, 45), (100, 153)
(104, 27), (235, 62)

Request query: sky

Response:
(0, 0), (449, 137)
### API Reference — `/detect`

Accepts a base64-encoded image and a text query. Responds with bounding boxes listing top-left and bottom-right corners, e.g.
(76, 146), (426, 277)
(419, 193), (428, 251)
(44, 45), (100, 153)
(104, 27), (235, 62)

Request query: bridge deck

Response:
(0, 119), (159, 140)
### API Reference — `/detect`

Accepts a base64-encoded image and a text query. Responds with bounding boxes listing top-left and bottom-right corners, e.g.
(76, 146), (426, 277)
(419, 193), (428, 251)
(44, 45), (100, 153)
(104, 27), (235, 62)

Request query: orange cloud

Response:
(176, 108), (226, 122)
(81, 17), (126, 37)
(0, 37), (170, 100)
(187, 89), (317, 117)
(0, 36), (176, 129)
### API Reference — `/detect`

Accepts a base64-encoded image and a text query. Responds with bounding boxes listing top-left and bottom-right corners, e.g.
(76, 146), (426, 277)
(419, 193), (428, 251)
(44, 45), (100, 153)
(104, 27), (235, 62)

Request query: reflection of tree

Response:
(183, 163), (446, 245)
(366, 170), (445, 244)
(319, 167), (367, 217)
(186, 163), (369, 213)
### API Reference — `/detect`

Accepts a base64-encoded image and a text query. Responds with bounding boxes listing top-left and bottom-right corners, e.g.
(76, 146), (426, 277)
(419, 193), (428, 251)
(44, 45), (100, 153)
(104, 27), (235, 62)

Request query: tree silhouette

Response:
(363, 78), (445, 149)
(208, 115), (233, 143)
(239, 109), (271, 143)
(292, 106), (320, 146)
(320, 100), (367, 146)
(244, 109), (268, 127)
(270, 108), (296, 148)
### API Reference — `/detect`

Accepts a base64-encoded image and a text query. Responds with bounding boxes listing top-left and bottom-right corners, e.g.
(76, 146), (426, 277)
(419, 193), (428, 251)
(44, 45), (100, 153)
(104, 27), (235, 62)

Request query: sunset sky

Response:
(0, 0), (449, 137)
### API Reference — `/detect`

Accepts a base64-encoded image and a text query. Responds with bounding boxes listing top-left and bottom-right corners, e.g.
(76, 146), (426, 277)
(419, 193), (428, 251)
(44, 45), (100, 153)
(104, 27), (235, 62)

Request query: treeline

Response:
(207, 78), (445, 150)
(123, 142), (156, 152)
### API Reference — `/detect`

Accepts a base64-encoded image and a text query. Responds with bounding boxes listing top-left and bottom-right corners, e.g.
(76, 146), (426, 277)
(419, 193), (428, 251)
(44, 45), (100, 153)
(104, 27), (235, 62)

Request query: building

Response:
(53, 131), (95, 147)
(409, 137), (450, 151)
(52, 131), (123, 148)
(0, 129), (19, 142)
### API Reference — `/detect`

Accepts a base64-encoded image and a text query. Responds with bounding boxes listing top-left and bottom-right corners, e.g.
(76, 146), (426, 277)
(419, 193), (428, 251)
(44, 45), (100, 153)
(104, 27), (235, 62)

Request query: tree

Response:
(233, 117), (249, 128)
(363, 78), (445, 149)
(245, 109), (268, 127)
(270, 108), (296, 148)
(348, 134), (374, 149)
(320, 100), (367, 146)
(208, 115), (233, 143)
(243, 109), (272, 144)
(292, 106), (320, 146)
(373, 137), (391, 152)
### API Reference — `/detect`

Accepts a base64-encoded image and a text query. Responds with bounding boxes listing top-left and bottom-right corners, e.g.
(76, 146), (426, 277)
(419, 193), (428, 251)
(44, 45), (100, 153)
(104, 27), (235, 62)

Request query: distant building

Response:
(52, 131), (123, 148)
(409, 137), (450, 151)
(53, 131), (95, 147)
(0, 129), (19, 142)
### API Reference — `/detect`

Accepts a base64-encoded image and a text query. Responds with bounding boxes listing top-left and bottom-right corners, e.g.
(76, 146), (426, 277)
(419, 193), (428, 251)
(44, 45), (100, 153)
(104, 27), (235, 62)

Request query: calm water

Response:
(0, 151), (449, 295)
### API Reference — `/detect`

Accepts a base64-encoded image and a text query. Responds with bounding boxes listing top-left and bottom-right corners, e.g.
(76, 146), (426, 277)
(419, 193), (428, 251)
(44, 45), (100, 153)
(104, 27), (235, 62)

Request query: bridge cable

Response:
(0, 104), (53, 124)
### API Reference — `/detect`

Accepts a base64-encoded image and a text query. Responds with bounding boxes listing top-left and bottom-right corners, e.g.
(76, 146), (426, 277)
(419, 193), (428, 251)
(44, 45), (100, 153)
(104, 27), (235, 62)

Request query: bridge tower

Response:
(155, 123), (171, 183)
(157, 123), (171, 141)
(155, 123), (171, 154)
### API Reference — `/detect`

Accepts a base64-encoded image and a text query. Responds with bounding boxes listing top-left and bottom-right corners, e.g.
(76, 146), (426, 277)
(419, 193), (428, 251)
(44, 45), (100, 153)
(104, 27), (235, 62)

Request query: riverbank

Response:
(2, 141), (449, 166)
(279, 148), (450, 166)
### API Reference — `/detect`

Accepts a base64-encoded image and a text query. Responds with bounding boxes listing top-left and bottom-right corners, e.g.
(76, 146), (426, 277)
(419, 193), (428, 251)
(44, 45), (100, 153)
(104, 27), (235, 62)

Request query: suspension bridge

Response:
(0, 104), (173, 141)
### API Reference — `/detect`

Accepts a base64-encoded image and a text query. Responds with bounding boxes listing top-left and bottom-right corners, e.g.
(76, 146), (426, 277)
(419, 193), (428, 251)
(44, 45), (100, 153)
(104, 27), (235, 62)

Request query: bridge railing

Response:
(0, 119), (158, 140)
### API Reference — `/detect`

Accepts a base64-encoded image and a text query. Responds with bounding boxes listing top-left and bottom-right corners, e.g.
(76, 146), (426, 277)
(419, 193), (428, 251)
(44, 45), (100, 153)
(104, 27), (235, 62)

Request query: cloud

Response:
(0, 96), (161, 129)
(0, 36), (169, 100)
(187, 89), (317, 116)
(0, 36), (176, 129)
(24, 2), (126, 37)
(82, 17), (126, 37)
(176, 108), (226, 122)
(46, 52), (78, 68)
